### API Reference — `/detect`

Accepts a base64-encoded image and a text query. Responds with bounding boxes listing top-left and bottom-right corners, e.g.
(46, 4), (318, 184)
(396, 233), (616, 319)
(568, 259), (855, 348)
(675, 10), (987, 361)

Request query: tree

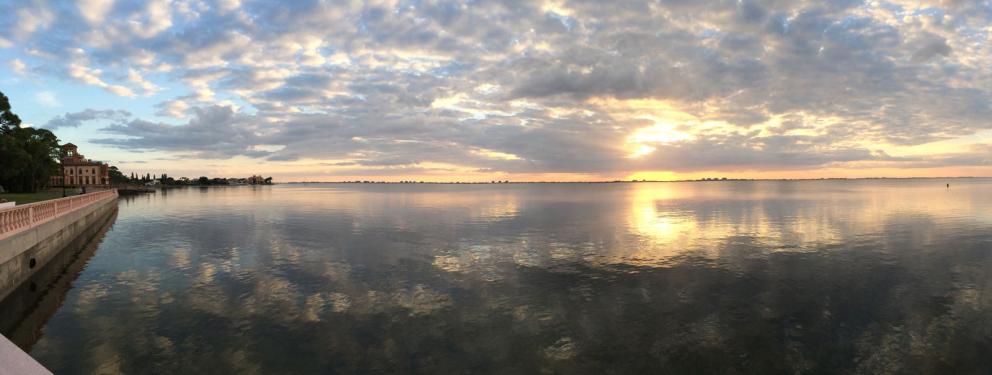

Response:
(0, 91), (61, 193)
(198, 176), (210, 185)
(109, 166), (129, 184)
(0, 91), (22, 132)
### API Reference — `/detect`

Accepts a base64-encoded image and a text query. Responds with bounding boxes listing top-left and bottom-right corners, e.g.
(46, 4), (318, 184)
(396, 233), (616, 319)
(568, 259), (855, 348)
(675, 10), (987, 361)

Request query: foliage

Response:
(0, 91), (22, 132)
(109, 166), (130, 184)
(0, 91), (61, 193)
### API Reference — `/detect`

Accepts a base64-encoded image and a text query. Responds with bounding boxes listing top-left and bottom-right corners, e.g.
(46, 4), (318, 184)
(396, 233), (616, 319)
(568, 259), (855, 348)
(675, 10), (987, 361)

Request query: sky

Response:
(1, 0), (991, 182)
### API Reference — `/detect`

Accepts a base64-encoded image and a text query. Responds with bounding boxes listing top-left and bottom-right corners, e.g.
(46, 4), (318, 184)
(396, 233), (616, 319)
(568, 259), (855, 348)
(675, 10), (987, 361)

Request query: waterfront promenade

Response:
(0, 189), (119, 375)
(0, 189), (118, 301)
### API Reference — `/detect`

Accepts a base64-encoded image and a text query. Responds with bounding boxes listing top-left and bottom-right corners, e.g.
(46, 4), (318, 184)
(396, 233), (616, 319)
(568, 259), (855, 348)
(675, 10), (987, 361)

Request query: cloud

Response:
(44, 108), (131, 129)
(216, 0), (242, 13)
(911, 35), (952, 62)
(156, 98), (191, 118)
(35, 91), (60, 107)
(127, 68), (161, 95)
(9, 59), (28, 75)
(633, 134), (881, 171)
(10, 2), (55, 40)
(94, 105), (261, 158)
(77, 0), (115, 24)
(67, 64), (137, 97)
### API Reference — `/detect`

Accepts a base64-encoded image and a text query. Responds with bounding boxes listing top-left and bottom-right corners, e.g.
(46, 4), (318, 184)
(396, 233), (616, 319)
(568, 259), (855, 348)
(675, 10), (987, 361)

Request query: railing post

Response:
(28, 206), (33, 226)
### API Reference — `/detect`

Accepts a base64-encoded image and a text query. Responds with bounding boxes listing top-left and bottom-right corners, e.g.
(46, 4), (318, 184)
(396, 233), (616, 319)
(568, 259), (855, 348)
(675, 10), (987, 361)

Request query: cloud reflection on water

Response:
(17, 180), (992, 373)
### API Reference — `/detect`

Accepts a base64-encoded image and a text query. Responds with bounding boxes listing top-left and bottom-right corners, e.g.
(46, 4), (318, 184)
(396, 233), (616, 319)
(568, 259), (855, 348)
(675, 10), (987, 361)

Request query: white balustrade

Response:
(0, 189), (117, 240)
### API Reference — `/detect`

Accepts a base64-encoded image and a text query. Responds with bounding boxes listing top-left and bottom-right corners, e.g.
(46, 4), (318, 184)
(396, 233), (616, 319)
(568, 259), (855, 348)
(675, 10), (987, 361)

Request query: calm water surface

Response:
(5, 180), (992, 373)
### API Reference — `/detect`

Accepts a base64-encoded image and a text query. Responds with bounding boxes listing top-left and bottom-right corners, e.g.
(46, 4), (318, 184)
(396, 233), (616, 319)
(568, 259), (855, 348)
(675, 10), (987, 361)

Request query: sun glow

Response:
(625, 122), (693, 158)
(628, 122), (693, 144)
(629, 145), (657, 158)
(471, 148), (522, 160)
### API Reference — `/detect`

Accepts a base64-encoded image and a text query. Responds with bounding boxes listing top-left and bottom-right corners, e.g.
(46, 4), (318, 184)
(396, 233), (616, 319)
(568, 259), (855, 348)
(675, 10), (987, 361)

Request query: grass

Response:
(0, 188), (80, 205)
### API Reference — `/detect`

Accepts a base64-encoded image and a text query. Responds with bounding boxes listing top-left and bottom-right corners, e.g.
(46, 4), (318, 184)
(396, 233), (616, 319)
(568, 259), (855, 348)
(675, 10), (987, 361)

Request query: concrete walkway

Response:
(0, 334), (50, 375)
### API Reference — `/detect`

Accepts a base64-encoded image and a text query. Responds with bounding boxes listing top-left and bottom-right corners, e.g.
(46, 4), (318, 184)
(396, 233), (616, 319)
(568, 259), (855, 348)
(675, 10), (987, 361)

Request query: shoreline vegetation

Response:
(121, 174), (273, 187)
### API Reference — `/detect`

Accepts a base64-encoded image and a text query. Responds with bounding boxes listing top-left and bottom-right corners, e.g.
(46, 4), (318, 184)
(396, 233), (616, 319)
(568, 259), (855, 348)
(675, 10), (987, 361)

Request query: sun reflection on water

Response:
(8, 180), (992, 374)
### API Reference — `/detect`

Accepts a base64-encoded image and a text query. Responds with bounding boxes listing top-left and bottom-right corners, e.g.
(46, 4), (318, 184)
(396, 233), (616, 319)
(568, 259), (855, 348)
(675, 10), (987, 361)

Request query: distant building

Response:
(247, 175), (265, 185)
(50, 143), (109, 187)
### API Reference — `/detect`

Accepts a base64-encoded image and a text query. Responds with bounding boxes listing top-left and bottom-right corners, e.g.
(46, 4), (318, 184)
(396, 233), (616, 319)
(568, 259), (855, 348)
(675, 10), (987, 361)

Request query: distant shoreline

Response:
(278, 176), (989, 185)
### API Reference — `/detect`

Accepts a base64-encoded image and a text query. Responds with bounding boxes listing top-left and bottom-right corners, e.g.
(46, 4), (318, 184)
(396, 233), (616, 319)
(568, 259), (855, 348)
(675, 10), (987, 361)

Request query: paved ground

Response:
(0, 334), (51, 375)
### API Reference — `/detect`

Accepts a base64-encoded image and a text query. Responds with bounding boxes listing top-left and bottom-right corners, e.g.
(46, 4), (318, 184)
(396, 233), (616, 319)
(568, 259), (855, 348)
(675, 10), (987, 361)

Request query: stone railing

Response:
(0, 189), (118, 240)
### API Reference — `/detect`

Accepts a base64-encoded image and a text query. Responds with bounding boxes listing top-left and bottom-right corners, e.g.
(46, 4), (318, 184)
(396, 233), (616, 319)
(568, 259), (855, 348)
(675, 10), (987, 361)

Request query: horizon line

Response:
(276, 176), (989, 184)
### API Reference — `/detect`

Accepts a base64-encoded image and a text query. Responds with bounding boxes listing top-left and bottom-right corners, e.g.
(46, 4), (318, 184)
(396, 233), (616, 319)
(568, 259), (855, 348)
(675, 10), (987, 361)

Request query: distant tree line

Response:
(117, 173), (272, 186)
(190, 176), (273, 186)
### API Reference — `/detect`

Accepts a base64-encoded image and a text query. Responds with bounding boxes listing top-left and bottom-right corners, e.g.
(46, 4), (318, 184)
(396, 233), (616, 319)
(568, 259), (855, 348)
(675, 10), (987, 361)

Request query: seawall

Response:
(0, 191), (118, 303)
(0, 209), (117, 350)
